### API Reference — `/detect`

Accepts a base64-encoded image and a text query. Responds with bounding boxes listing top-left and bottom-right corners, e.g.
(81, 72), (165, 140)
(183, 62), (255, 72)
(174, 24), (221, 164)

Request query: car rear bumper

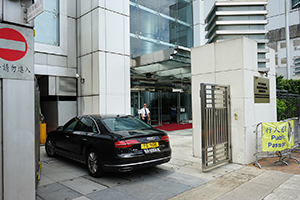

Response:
(103, 155), (171, 172)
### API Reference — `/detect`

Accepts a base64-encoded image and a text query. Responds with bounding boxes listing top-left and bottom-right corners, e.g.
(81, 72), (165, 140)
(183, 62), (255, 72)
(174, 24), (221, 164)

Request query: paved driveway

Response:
(36, 129), (242, 200)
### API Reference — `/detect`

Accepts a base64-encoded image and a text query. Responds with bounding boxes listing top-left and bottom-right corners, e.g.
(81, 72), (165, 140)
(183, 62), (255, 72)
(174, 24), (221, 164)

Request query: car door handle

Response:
(66, 135), (69, 138)
(82, 138), (87, 141)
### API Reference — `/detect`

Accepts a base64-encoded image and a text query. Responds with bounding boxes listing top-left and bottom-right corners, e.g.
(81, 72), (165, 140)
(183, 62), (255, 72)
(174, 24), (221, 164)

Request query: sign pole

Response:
(1, 0), (36, 199)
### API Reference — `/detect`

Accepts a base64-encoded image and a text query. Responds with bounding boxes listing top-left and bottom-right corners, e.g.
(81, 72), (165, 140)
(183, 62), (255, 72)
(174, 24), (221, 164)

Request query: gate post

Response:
(192, 37), (277, 167)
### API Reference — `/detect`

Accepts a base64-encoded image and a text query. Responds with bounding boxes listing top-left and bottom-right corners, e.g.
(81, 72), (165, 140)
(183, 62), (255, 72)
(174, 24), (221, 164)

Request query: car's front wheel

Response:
(45, 139), (57, 157)
(87, 149), (104, 177)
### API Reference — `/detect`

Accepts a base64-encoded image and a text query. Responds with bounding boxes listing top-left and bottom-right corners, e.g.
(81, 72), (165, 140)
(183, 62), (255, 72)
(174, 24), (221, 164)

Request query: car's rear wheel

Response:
(45, 139), (57, 157)
(87, 149), (104, 177)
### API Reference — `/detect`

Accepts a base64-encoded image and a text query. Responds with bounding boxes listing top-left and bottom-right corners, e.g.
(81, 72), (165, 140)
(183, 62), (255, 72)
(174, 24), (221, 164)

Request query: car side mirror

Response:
(57, 126), (64, 131)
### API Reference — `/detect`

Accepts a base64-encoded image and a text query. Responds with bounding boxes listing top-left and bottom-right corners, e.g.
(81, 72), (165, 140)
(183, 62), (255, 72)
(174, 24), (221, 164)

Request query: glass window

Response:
(217, 6), (265, 11)
(137, 9), (159, 40)
(218, 15), (265, 21)
(258, 44), (266, 49)
(258, 53), (265, 59)
(130, 0), (193, 58)
(64, 118), (79, 131)
(217, 25), (265, 31)
(130, 36), (169, 58)
(34, 0), (59, 45)
(75, 118), (98, 133)
(258, 62), (266, 68)
(102, 116), (151, 131)
(292, 0), (300, 9)
(295, 58), (300, 67)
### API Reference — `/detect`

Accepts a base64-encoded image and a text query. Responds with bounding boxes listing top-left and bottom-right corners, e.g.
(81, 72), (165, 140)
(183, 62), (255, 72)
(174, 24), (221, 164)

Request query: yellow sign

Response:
(262, 121), (294, 152)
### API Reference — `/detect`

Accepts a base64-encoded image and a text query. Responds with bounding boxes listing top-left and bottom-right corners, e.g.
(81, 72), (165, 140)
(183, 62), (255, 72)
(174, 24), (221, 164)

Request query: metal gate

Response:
(200, 83), (231, 171)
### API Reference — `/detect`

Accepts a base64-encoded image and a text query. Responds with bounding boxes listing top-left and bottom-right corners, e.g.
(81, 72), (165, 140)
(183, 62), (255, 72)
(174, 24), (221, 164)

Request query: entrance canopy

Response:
(130, 46), (191, 91)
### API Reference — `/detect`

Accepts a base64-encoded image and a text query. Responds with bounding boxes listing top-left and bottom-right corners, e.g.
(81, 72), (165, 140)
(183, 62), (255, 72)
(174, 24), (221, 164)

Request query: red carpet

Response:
(154, 123), (192, 131)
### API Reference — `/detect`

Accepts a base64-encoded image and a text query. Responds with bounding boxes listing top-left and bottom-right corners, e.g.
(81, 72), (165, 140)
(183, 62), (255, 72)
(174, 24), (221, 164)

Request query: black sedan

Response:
(45, 115), (171, 177)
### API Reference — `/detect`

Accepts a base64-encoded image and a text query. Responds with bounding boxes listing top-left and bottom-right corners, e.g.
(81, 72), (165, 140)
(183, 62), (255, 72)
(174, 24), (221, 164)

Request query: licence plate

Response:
(141, 142), (159, 149)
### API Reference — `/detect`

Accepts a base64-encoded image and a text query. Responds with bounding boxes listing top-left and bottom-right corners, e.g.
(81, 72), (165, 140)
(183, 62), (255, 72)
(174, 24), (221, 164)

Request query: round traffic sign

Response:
(0, 28), (28, 61)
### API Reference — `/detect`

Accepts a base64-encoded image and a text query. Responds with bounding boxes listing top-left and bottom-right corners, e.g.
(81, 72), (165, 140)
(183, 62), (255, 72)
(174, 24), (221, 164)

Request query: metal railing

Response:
(276, 90), (300, 121)
(253, 118), (300, 169)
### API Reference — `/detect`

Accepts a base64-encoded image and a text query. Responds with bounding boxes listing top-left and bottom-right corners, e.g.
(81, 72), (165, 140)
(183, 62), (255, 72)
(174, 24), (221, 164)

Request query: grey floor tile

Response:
(60, 177), (108, 195)
(37, 174), (56, 186)
(277, 175), (300, 190)
(112, 181), (173, 200)
(164, 171), (209, 187)
(216, 182), (274, 200)
(87, 188), (141, 200)
(264, 187), (300, 200)
(118, 170), (152, 181)
(250, 171), (293, 188)
(36, 195), (43, 200)
(72, 197), (92, 200)
(141, 176), (194, 195)
(37, 182), (81, 200)
(84, 174), (131, 188)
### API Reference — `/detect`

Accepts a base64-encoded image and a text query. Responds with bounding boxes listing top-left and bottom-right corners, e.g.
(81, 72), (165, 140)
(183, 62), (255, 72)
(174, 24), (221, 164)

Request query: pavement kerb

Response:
(169, 166), (268, 200)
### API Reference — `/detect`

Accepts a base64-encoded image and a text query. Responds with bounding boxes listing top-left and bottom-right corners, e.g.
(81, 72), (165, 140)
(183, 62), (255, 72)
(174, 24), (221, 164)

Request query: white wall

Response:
(3, 79), (35, 199)
(191, 37), (276, 166)
(267, 0), (300, 29)
(77, 0), (131, 116)
(35, 0), (77, 78)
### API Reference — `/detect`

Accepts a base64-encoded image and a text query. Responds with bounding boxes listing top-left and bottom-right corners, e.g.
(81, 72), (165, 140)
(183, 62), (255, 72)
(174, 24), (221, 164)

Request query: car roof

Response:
(79, 114), (130, 120)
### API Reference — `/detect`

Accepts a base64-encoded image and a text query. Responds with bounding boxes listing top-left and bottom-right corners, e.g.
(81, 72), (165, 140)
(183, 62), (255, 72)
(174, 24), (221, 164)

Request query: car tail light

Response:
(115, 141), (127, 148)
(115, 140), (139, 148)
(125, 140), (139, 147)
(161, 136), (169, 142)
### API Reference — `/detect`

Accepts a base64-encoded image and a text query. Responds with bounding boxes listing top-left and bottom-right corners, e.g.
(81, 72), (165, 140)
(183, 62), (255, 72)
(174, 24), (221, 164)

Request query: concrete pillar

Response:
(0, 1), (36, 197)
(3, 79), (35, 199)
(191, 37), (276, 167)
(77, 0), (131, 115)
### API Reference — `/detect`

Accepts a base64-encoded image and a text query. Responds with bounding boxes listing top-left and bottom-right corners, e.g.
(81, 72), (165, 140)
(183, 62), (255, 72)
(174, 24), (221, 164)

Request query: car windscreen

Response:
(101, 116), (152, 131)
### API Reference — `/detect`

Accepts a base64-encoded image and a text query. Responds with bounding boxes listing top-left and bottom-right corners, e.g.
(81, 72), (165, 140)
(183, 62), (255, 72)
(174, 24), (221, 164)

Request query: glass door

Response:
(149, 91), (162, 126)
(131, 90), (191, 125)
(131, 92), (140, 118)
(179, 92), (192, 124)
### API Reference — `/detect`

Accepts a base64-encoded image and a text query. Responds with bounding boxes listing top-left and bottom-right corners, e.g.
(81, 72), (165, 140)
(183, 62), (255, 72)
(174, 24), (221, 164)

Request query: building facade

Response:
(35, 0), (196, 130)
(0, 0), (297, 198)
(266, 0), (300, 79)
(204, 1), (269, 69)
(33, 0), (300, 130)
(33, 0), (300, 131)
(129, 0), (194, 125)
(35, 1), (131, 132)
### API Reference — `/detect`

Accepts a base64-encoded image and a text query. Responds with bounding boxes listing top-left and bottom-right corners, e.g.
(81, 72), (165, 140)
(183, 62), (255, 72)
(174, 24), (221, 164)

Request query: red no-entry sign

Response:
(0, 23), (33, 80)
(0, 28), (28, 61)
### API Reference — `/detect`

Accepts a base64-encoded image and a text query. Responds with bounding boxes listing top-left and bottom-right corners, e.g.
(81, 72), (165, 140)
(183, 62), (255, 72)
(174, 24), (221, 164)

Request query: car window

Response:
(75, 117), (98, 133)
(64, 118), (79, 132)
(102, 116), (151, 131)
